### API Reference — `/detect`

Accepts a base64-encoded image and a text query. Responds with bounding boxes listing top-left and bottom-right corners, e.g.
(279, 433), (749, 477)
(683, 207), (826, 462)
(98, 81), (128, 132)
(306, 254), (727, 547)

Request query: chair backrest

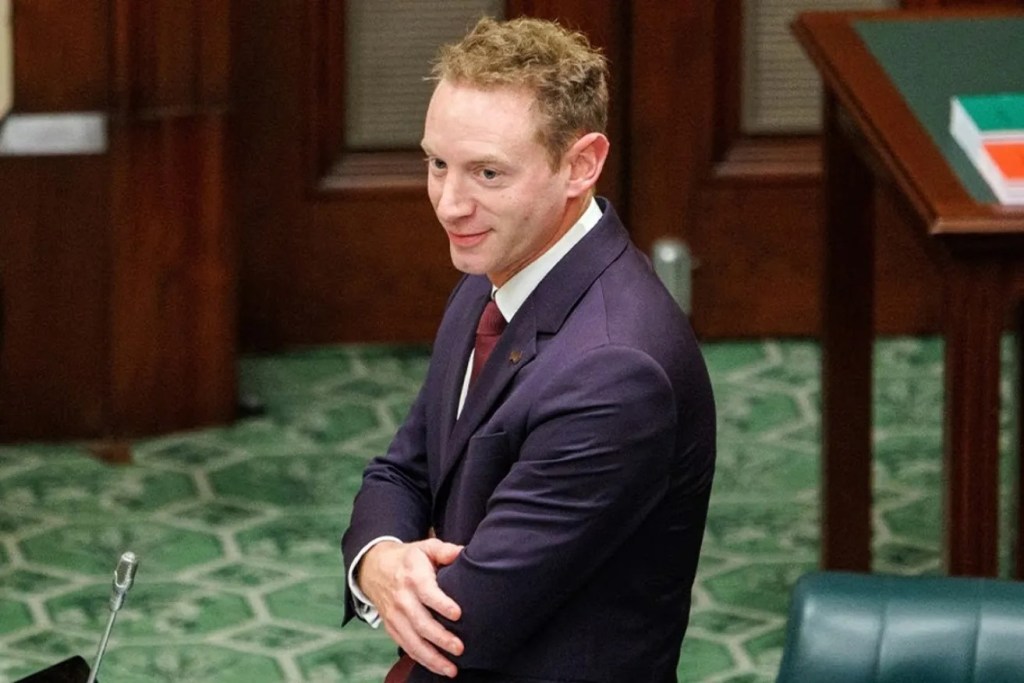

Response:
(776, 572), (1024, 683)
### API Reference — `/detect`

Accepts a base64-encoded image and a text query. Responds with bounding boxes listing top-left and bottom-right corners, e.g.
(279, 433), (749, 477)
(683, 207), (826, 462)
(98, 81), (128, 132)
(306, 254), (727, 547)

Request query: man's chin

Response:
(449, 251), (489, 277)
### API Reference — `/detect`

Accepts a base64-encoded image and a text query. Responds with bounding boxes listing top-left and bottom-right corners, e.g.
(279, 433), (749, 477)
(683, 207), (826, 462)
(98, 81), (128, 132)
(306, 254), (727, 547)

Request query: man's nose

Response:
(435, 174), (473, 222)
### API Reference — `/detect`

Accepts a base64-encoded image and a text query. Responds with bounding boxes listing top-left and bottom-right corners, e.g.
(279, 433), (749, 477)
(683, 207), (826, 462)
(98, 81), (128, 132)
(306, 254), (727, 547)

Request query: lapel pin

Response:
(509, 350), (522, 364)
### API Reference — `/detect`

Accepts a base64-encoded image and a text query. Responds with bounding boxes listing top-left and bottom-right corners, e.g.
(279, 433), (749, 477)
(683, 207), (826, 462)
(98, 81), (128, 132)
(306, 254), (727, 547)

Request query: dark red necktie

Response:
(470, 299), (507, 387)
(384, 654), (415, 683)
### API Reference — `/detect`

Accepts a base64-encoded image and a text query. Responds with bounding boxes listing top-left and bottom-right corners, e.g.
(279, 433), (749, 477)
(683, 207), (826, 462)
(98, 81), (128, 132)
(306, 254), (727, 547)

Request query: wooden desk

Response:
(793, 9), (1024, 577)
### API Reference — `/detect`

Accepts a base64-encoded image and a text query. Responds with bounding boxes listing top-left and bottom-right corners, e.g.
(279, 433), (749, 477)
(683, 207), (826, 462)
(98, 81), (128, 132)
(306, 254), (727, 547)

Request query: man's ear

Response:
(565, 132), (610, 198)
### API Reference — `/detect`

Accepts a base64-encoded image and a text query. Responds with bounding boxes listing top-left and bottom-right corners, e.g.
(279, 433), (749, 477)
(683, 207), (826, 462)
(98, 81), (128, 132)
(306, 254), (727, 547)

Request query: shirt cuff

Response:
(348, 536), (403, 628)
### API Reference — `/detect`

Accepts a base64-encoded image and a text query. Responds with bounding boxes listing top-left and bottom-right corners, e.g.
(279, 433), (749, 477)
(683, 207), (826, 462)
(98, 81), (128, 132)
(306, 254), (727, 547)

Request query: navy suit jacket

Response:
(342, 199), (716, 682)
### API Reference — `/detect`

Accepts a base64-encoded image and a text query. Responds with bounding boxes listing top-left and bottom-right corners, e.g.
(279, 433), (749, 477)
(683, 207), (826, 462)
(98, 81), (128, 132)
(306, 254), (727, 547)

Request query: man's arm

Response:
(342, 383), (434, 582)
(341, 380), (467, 677)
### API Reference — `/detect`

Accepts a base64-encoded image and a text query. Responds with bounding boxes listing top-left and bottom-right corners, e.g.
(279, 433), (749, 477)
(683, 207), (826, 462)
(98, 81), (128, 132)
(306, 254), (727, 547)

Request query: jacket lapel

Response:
(433, 279), (489, 489)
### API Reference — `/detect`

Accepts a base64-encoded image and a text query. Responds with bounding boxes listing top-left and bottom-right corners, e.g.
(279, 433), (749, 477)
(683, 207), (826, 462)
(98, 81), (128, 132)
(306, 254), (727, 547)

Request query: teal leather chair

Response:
(776, 572), (1024, 682)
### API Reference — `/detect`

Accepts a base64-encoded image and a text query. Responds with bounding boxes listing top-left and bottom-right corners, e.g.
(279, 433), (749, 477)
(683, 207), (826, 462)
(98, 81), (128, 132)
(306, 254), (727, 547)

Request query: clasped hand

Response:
(358, 538), (465, 678)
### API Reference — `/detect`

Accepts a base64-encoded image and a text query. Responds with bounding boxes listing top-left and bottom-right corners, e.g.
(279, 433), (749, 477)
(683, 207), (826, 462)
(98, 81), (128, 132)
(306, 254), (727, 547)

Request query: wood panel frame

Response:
(711, 0), (821, 183)
(304, 0), (424, 194)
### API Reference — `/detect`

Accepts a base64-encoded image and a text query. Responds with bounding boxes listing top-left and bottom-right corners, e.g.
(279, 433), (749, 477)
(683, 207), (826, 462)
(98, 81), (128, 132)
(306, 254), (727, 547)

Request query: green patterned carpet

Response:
(0, 338), (1016, 682)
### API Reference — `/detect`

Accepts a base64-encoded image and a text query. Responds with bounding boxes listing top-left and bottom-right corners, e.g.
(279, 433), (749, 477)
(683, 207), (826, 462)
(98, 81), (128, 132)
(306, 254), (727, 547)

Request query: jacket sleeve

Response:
(341, 380), (433, 623)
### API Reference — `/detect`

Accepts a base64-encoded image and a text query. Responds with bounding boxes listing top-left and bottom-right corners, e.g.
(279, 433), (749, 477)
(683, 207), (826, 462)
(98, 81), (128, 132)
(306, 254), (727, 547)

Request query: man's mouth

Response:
(447, 230), (489, 248)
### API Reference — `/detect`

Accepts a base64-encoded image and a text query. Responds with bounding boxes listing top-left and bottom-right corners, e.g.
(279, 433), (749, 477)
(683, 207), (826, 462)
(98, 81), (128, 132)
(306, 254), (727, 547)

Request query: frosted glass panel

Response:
(741, 0), (898, 134)
(345, 0), (504, 150)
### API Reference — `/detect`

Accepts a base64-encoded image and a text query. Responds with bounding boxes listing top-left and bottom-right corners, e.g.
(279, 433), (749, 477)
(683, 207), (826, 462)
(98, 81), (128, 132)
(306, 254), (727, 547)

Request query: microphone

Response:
(85, 551), (139, 683)
(109, 551), (138, 612)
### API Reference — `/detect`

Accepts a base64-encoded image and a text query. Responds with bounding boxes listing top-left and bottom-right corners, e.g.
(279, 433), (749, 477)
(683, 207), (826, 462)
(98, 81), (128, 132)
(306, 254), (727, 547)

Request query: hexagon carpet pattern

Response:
(0, 338), (1017, 682)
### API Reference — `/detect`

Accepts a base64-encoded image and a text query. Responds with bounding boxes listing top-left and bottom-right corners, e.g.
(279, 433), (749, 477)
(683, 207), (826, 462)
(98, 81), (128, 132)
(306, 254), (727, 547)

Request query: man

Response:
(342, 16), (715, 683)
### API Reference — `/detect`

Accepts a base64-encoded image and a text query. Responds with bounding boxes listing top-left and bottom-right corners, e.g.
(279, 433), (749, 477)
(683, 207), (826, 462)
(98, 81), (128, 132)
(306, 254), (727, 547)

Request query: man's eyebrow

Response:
(473, 154), (507, 166)
(418, 145), (510, 167)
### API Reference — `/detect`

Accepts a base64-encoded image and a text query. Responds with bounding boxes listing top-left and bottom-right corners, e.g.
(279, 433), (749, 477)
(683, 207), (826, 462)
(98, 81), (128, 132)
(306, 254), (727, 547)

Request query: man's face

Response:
(421, 79), (576, 287)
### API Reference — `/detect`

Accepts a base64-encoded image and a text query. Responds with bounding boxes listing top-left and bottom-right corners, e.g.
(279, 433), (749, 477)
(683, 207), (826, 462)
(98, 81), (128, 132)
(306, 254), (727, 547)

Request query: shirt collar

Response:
(492, 197), (602, 321)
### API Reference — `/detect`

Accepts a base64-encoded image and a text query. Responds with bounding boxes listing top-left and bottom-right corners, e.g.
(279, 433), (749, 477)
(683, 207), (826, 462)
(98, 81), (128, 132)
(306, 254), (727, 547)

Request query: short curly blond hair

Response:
(432, 16), (609, 169)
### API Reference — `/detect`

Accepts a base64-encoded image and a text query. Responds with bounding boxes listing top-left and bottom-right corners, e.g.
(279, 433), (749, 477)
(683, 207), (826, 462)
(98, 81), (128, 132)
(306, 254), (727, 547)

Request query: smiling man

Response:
(342, 16), (715, 683)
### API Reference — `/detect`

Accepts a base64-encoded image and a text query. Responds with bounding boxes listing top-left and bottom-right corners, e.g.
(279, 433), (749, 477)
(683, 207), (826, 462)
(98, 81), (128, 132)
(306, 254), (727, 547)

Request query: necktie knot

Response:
(470, 299), (506, 387)
(476, 299), (506, 337)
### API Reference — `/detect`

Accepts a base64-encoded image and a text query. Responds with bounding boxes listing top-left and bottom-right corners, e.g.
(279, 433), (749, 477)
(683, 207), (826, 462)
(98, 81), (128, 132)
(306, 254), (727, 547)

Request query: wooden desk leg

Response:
(1017, 302), (1024, 580)
(820, 93), (874, 572)
(943, 261), (1004, 577)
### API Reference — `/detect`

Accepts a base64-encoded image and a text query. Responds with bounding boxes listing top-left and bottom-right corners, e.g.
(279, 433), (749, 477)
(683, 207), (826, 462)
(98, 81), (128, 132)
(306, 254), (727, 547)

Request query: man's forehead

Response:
(422, 87), (546, 161)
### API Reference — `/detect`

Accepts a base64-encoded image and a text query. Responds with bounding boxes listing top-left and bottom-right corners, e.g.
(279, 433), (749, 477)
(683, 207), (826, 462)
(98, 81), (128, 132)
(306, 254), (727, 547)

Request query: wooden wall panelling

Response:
(108, 116), (235, 434)
(1, 1), (113, 439)
(627, 2), (715, 259)
(108, 0), (235, 434)
(232, 1), (308, 350)
(1, 0), (235, 440)
(627, 2), (718, 328)
(12, 0), (110, 110)
(0, 155), (113, 438)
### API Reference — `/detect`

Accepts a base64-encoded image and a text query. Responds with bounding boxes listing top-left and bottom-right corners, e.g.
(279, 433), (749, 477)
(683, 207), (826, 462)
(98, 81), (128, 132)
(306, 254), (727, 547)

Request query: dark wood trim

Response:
(306, 0), (345, 187)
(710, 1), (822, 185)
(627, 1), (716, 252)
(318, 151), (426, 194)
(712, 136), (820, 183)
(108, 0), (236, 436)
(713, 0), (743, 162)
(111, 0), (131, 114)
(304, 0), (442, 195)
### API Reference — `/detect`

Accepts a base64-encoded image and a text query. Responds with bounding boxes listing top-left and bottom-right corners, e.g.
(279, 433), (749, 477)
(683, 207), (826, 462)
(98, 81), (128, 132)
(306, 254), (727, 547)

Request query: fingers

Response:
(416, 540), (463, 620)
(384, 569), (464, 678)
(384, 617), (460, 678)
(367, 541), (465, 676)
(403, 543), (463, 624)
(421, 538), (464, 566)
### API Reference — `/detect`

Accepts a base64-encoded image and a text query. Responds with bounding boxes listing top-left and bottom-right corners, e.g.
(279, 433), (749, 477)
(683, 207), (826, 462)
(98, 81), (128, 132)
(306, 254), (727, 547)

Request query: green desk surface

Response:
(854, 17), (1024, 204)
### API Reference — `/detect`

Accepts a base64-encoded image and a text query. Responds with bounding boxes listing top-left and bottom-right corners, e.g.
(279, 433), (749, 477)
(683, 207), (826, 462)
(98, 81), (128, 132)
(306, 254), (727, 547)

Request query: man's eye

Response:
(427, 158), (446, 171)
(481, 168), (498, 180)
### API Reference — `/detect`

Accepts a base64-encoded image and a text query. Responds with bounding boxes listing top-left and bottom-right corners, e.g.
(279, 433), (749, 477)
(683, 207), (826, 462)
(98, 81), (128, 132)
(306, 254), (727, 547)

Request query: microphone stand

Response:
(85, 551), (138, 683)
(85, 609), (119, 683)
